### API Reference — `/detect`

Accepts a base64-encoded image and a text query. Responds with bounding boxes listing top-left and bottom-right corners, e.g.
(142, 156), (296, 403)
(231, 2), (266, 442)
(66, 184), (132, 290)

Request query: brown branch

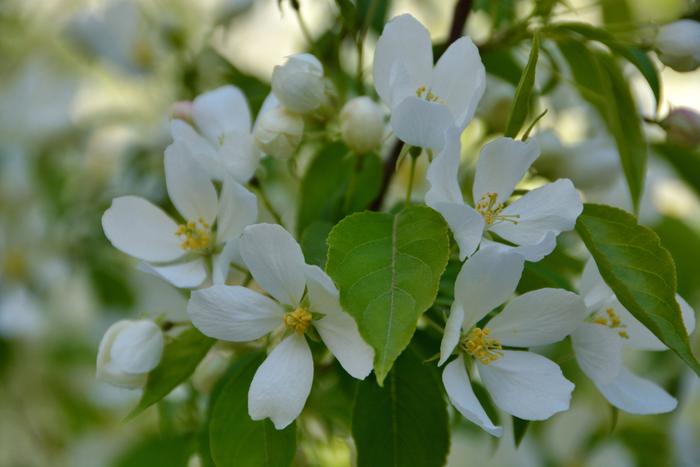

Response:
(369, 139), (404, 211)
(447, 0), (473, 46)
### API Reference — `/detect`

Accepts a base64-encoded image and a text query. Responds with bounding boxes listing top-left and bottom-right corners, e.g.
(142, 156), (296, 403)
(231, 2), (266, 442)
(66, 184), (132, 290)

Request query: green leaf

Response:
(112, 434), (195, 467)
(547, 22), (661, 109)
(326, 206), (450, 383)
(300, 221), (333, 267)
(352, 347), (449, 467)
(129, 327), (215, 418)
(504, 33), (540, 138)
(653, 143), (700, 198)
(575, 203), (700, 376)
(356, 0), (390, 34)
(557, 40), (647, 213)
(481, 49), (523, 86)
(297, 143), (382, 235)
(512, 417), (530, 447)
(655, 216), (700, 302)
(209, 352), (296, 467)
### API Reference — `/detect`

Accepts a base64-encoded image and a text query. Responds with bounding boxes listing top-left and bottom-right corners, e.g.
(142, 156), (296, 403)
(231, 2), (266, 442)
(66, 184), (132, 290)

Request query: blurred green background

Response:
(1, 0), (700, 466)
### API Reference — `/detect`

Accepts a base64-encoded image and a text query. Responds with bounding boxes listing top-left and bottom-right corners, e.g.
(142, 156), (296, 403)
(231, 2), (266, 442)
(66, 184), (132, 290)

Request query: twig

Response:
(369, 139), (404, 210)
(447, 0), (473, 45)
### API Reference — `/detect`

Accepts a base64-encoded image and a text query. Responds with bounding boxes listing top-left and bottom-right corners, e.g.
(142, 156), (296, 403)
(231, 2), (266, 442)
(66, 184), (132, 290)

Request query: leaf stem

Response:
(405, 156), (417, 207)
(250, 178), (284, 226)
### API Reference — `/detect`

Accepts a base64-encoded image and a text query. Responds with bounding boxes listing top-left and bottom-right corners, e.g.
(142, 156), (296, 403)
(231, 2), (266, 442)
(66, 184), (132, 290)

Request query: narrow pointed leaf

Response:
(504, 33), (540, 138)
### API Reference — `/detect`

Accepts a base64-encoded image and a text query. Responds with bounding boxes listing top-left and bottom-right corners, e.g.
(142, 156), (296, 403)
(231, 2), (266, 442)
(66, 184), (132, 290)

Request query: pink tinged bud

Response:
(655, 20), (700, 72)
(171, 101), (194, 122)
(661, 107), (700, 148)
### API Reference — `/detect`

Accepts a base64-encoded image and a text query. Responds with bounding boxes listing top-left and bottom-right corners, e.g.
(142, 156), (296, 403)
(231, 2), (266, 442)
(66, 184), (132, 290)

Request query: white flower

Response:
(339, 96), (386, 154)
(96, 319), (164, 389)
(571, 259), (696, 414)
(253, 104), (305, 159)
(271, 53), (327, 114)
(187, 223), (374, 429)
(373, 14), (485, 149)
(170, 85), (260, 183)
(426, 129), (583, 261)
(102, 142), (257, 288)
(439, 245), (585, 436)
(655, 20), (700, 72)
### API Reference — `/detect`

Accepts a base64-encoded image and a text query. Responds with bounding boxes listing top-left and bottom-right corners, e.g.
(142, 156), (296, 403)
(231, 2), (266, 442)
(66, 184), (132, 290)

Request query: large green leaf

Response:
(352, 347), (449, 467)
(300, 221), (333, 267)
(129, 327), (215, 418)
(504, 33), (540, 138)
(576, 203), (700, 376)
(297, 143), (382, 235)
(326, 206), (449, 384)
(557, 40), (647, 213)
(209, 353), (296, 467)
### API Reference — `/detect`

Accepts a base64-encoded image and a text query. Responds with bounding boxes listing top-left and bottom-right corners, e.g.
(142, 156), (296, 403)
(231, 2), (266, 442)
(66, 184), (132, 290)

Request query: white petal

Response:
(390, 97), (456, 150)
(439, 302), (464, 366)
(425, 126), (464, 205)
(97, 321), (148, 389)
(487, 288), (587, 347)
(373, 14), (433, 108)
(192, 85), (251, 143)
(212, 238), (243, 285)
(239, 224), (306, 306)
(102, 196), (183, 262)
(218, 131), (259, 183)
(472, 137), (539, 205)
(256, 93), (280, 124)
(579, 258), (613, 311)
(481, 232), (557, 262)
(187, 285), (284, 342)
(169, 119), (221, 179)
(596, 367), (677, 414)
(429, 36), (485, 129)
(304, 265), (343, 315)
(137, 259), (207, 289)
(491, 179), (583, 246)
(164, 142), (218, 224)
(315, 311), (373, 379)
(443, 356), (503, 437)
(216, 177), (258, 245)
(609, 293), (695, 351)
(571, 323), (624, 385)
(454, 245), (525, 330)
(431, 202), (484, 261)
(110, 320), (164, 374)
(478, 350), (574, 420)
(248, 333), (313, 429)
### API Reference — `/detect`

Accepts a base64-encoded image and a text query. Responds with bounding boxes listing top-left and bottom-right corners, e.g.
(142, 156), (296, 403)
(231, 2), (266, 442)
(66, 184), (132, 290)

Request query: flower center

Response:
(175, 219), (211, 251)
(475, 192), (520, 226)
(284, 307), (313, 334)
(593, 307), (629, 339)
(416, 85), (441, 103)
(461, 327), (503, 365)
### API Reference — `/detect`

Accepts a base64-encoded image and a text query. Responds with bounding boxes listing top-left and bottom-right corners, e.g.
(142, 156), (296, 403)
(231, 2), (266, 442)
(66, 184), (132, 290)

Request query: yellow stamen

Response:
(415, 85), (441, 103)
(593, 307), (629, 338)
(284, 307), (313, 334)
(475, 192), (520, 226)
(175, 218), (211, 251)
(462, 327), (503, 365)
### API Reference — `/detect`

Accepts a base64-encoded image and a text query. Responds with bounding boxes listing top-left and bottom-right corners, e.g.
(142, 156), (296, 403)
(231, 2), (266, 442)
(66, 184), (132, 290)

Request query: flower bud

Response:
(96, 319), (164, 389)
(271, 54), (326, 113)
(339, 97), (385, 154)
(254, 107), (304, 159)
(661, 107), (700, 148)
(655, 20), (700, 72)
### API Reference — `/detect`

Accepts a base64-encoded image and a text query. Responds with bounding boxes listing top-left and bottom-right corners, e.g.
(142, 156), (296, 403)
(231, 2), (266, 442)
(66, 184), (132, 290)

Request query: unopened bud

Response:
(170, 100), (193, 122)
(339, 97), (385, 154)
(661, 107), (700, 148)
(655, 20), (700, 72)
(254, 107), (304, 159)
(96, 319), (164, 389)
(271, 54), (326, 113)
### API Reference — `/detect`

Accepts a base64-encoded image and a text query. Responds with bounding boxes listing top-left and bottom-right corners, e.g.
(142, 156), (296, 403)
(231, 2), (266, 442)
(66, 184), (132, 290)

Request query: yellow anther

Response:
(475, 192), (520, 226)
(415, 85), (441, 103)
(175, 218), (211, 251)
(462, 327), (503, 365)
(593, 308), (628, 337)
(284, 307), (313, 334)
